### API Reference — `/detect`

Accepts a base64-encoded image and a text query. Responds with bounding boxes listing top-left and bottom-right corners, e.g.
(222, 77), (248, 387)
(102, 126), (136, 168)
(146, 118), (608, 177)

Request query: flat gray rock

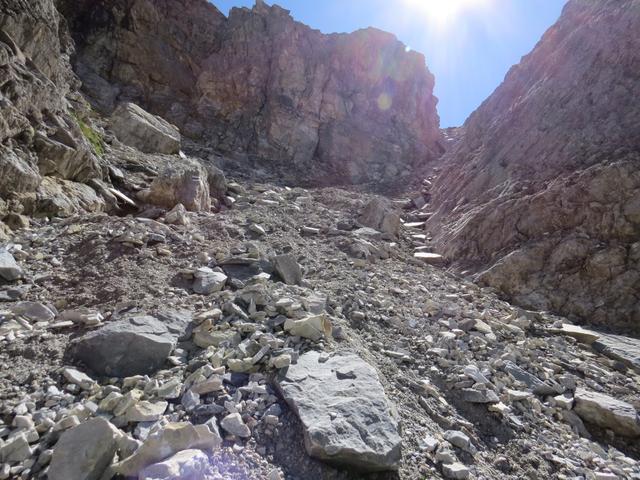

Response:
(574, 388), (640, 437)
(69, 311), (191, 377)
(276, 351), (401, 472)
(593, 334), (640, 373)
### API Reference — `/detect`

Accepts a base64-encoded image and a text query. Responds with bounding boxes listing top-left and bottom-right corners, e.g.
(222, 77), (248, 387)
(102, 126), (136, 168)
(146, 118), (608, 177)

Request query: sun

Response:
(401, 0), (493, 29)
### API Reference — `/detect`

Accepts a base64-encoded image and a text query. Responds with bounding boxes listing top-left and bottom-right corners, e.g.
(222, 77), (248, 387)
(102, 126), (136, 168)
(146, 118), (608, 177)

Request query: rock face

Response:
(64, 0), (442, 188)
(0, 0), (104, 215)
(426, 0), (640, 334)
(276, 351), (402, 471)
(111, 102), (181, 154)
(69, 311), (191, 377)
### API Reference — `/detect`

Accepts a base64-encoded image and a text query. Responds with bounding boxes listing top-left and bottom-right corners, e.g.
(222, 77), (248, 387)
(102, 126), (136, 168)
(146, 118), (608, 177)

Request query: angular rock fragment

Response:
(272, 254), (303, 285)
(276, 351), (401, 471)
(139, 449), (211, 480)
(115, 422), (220, 477)
(574, 388), (640, 437)
(414, 252), (445, 265)
(69, 311), (190, 377)
(283, 314), (332, 341)
(0, 249), (22, 281)
(111, 102), (180, 154)
(140, 162), (211, 212)
(220, 413), (251, 438)
(592, 334), (640, 373)
(358, 197), (401, 238)
(48, 418), (119, 480)
(193, 268), (227, 295)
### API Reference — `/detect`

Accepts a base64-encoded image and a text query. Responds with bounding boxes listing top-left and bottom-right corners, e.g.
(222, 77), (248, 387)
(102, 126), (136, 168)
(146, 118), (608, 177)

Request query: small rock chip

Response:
(220, 413), (251, 438)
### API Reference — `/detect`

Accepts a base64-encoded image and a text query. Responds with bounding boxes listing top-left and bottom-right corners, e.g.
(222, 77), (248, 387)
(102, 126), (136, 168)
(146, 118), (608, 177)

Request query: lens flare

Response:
(401, 0), (494, 30)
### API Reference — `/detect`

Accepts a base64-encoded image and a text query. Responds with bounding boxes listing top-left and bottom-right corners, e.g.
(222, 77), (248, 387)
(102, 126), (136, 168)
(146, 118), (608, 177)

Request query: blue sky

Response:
(211, 0), (567, 127)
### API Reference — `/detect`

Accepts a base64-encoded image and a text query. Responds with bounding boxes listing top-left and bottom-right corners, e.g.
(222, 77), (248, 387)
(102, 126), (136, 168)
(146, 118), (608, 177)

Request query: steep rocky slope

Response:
(1, 0), (640, 479)
(63, 0), (442, 187)
(425, 0), (640, 334)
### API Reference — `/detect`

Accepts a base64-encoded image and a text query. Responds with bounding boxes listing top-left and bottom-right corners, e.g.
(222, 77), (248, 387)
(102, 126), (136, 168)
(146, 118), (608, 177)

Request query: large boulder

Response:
(111, 102), (181, 154)
(68, 311), (191, 377)
(48, 418), (120, 480)
(139, 161), (211, 212)
(276, 351), (402, 471)
(358, 197), (401, 238)
(574, 388), (640, 437)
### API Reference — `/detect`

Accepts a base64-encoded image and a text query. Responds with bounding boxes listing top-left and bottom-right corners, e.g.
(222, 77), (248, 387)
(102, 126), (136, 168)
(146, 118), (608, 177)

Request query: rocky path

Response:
(0, 182), (639, 479)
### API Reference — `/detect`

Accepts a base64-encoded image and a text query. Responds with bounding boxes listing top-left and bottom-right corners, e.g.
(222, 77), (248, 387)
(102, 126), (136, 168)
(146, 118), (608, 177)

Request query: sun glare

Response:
(402, 0), (493, 29)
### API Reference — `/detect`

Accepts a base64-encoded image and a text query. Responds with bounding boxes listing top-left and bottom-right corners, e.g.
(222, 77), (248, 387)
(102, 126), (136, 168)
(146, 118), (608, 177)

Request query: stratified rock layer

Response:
(426, 0), (640, 333)
(64, 0), (442, 187)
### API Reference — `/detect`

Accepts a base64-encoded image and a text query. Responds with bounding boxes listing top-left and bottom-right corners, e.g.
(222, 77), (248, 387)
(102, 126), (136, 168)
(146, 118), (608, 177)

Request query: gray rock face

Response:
(68, 311), (191, 377)
(111, 102), (181, 154)
(0, 249), (22, 281)
(48, 417), (119, 480)
(425, 0), (640, 334)
(65, 0), (442, 188)
(0, 0), (103, 214)
(276, 351), (401, 472)
(574, 388), (640, 437)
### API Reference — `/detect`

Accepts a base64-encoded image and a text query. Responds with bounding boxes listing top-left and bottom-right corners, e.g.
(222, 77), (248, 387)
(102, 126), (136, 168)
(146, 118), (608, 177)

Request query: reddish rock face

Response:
(64, 1), (442, 188)
(426, 0), (640, 334)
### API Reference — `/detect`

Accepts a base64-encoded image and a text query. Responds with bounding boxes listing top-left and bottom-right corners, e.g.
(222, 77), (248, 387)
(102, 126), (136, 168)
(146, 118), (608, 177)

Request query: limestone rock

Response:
(0, 249), (23, 281)
(111, 102), (180, 154)
(283, 314), (332, 341)
(69, 311), (191, 377)
(592, 334), (640, 373)
(139, 449), (211, 480)
(193, 268), (227, 295)
(272, 254), (303, 285)
(115, 422), (220, 477)
(574, 388), (640, 437)
(220, 413), (251, 438)
(358, 197), (401, 238)
(0, 150), (41, 198)
(48, 417), (119, 480)
(276, 351), (401, 471)
(141, 161), (211, 212)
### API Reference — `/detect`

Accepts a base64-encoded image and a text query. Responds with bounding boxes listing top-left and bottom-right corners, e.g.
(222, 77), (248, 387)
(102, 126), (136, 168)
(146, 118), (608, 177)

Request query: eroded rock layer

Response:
(63, 0), (442, 187)
(426, 0), (640, 334)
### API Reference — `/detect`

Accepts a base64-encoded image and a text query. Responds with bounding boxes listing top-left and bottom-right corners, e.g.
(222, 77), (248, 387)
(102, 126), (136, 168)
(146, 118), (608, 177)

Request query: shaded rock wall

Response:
(426, 0), (640, 333)
(0, 0), (104, 216)
(64, 0), (442, 187)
